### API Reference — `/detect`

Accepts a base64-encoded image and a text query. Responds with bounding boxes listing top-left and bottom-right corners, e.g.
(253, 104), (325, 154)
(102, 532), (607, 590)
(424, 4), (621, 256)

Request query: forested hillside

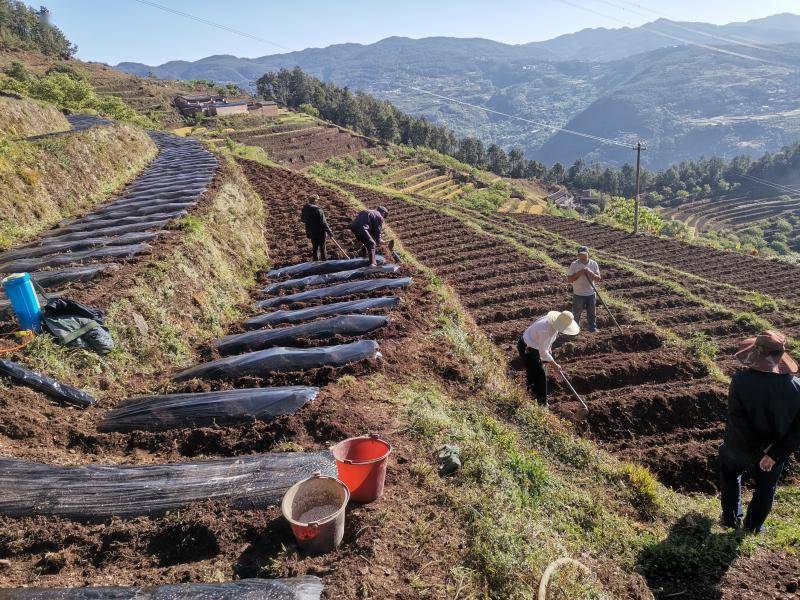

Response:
(0, 0), (74, 57)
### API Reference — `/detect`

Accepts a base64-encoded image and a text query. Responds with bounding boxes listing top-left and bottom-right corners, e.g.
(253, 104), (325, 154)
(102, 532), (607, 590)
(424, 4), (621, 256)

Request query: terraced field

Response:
(661, 192), (800, 233)
(228, 115), (372, 169)
(337, 182), (739, 493)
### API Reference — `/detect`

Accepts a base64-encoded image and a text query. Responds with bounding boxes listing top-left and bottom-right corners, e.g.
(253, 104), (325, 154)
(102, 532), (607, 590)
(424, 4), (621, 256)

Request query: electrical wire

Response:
(129, 0), (295, 52)
(595, 0), (795, 57)
(735, 172), (800, 196)
(409, 86), (638, 149)
(611, 0), (798, 58)
(553, 0), (790, 67)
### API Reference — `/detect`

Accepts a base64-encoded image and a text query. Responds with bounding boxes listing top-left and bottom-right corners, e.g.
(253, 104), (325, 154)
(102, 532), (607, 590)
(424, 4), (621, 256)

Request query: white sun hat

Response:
(547, 310), (580, 336)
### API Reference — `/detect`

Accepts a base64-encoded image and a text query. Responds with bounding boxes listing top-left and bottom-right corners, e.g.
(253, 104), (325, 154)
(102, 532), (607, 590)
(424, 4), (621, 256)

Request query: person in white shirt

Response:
(566, 246), (601, 333)
(517, 311), (580, 407)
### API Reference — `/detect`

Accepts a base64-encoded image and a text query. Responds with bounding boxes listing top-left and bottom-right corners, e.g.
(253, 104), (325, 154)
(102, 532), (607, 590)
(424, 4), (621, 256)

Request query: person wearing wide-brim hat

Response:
(517, 311), (580, 408)
(719, 330), (800, 533)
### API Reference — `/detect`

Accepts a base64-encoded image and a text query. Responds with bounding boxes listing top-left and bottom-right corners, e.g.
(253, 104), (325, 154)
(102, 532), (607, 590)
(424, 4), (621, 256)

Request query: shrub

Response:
(686, 331), (719, 359)
(298, 103), (320, 118)
(4, 60), (29, 82)
(357, 149), (375, 166)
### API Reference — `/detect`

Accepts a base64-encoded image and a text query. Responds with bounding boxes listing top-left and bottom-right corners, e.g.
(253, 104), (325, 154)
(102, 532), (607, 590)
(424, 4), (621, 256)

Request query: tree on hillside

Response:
(456, 137), (486, 169)
(508, 148), (526, 178)
(0, 1), (75, 57)
(487, 144), (509, 176)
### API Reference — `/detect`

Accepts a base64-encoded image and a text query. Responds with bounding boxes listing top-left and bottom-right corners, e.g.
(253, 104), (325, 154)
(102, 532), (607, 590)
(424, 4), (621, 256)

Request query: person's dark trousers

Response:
(719, 446), (785, 532)
(352, 230), (376, 264)
(572, 293), (597, 332)
(310, 236), (327, 261)
(517, 337), (548, 405)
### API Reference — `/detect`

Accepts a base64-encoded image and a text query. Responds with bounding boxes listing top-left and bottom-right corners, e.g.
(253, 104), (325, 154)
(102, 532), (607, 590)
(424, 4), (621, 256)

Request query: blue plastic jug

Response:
(2, 273), (42, 332)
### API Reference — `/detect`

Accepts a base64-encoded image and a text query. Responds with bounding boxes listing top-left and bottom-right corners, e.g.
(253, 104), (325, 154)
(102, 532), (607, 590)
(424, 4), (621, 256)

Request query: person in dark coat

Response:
(349, 206), (388, 266)
(719, 330), (800, 533)
(300, 194), (333, 261)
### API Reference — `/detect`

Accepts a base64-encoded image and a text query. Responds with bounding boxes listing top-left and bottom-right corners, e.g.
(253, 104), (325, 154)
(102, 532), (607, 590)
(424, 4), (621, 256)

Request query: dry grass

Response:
(0, 96), (69, 137)
(0, 123), (156, 249)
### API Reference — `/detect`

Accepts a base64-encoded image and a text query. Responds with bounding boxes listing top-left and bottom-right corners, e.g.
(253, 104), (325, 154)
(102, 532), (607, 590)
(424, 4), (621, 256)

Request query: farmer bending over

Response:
(517, 311), (579, 408)
(566, 245), (601, 332)
(349, 206), (388, 267)
(719, 330), (800, 533)
(300, 194), (333, 261)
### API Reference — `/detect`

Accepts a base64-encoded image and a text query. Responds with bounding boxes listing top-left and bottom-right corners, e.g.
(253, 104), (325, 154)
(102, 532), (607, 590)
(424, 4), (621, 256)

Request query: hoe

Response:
(584, 272), (623, 334)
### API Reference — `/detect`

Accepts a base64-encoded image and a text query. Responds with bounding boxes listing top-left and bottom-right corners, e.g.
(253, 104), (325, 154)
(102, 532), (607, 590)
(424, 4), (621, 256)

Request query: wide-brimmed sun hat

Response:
(547, 310), (580, 336)
(735, 330), (798, 375)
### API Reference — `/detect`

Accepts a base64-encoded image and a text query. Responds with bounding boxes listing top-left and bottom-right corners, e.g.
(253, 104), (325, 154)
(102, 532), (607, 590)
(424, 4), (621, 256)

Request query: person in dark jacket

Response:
(349, 206), (388, 266)
(719, 330), (800, 533)
(300, 194), (333, 261)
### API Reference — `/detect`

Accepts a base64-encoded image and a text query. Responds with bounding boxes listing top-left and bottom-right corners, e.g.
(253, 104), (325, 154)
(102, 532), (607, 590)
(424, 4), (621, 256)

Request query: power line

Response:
(735, 172), (800, 196)
(409, 86), (637, 149)
(554, 0), (790, 67)
(598, 0), (795, 58)
(129, 0), (295, 52)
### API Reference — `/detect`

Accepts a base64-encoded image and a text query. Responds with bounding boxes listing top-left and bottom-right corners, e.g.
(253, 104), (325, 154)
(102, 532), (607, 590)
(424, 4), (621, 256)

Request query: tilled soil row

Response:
(235, 127), (370, 170)
(517, 213), (800, 303)
(335, 182), (731, 492)
(454, 209), (763, 376)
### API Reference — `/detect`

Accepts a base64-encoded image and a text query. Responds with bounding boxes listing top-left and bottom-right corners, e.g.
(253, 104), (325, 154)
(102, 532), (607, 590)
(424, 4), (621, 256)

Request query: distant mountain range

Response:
(117, 13), (800, 168)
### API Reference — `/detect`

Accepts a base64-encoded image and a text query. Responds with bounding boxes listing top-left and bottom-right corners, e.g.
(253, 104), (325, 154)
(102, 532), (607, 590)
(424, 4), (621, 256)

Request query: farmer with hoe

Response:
(719, 330), (800, 534)
(300, 194), (333, 261)
(566, 246), (601, 333)
(517, 311), (580, 408)
(349, 205), (391, 267)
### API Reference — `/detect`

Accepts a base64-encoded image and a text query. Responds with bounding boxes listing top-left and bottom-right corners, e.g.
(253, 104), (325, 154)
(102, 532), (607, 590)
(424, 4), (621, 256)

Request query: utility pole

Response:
(633, 140), (645, 235)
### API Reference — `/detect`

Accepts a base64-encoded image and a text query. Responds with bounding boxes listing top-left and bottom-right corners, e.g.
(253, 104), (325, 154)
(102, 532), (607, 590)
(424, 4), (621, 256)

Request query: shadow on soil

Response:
(637, 512), (742, 600)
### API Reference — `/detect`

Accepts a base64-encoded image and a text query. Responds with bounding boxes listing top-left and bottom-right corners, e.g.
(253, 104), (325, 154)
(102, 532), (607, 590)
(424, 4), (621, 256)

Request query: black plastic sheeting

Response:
(0, 452), (336, 520)
(0, 129), (216, 293)
(267, 256), (385, 279)
(216, 315), (389, 356)
(263, 265), (400, 294)
(0, 243), (151, 274)
(257, 278), (412, 309)
(245, 296), (400, 328)
(100, 386), (318, 433)
(174, 340), (380, 382)
(0, 359), (96, 408)
(31, 265), (118, 289)
(0, 577), (323, 600)
(0, 232), (158, 262)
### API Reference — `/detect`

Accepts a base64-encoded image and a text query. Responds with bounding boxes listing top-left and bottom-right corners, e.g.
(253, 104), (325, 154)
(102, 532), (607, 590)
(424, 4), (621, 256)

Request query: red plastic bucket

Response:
(331, 434), (392, 503)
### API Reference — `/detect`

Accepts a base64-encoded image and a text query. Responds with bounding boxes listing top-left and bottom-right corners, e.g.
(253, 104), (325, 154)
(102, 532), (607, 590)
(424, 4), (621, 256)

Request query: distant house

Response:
(175, 94), (279, 118)
(247, 100), (279, 116)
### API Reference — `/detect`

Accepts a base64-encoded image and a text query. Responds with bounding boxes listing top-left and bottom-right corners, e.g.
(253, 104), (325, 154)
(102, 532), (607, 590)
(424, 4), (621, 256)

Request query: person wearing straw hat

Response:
(517, 311), (580, 407)
(300, 194), (333, 261)
(566, 246), (601, 333)
(719, 330), (800, 534)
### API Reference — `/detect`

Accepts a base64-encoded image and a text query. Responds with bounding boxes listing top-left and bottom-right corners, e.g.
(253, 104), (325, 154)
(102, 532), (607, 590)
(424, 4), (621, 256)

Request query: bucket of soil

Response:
(331, 434), (392, 503)
(281, 473), (349, 554)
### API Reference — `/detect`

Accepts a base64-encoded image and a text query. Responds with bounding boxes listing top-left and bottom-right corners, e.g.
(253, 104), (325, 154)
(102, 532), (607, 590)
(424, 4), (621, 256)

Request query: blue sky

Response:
(44, 0), (800, 66)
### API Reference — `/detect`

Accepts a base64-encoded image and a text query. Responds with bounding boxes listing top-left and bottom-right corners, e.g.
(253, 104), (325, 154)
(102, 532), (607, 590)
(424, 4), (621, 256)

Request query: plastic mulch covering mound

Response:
(244, 296), (400, 328)
(100, 386), (319, 433)
(257, 278), (412, 309)
(0, 576), (324, 599)
(173, 340), (381, 382)
(0, 453), (335, 520)
(263, 265), (400, 294)
(267, 257), (384, 279)
(216, 315), (389, 355)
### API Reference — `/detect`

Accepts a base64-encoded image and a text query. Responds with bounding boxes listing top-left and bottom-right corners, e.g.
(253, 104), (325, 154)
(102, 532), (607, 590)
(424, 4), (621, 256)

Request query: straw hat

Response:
(547, 310), (580, 336)
(735, 330), (798, 375)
